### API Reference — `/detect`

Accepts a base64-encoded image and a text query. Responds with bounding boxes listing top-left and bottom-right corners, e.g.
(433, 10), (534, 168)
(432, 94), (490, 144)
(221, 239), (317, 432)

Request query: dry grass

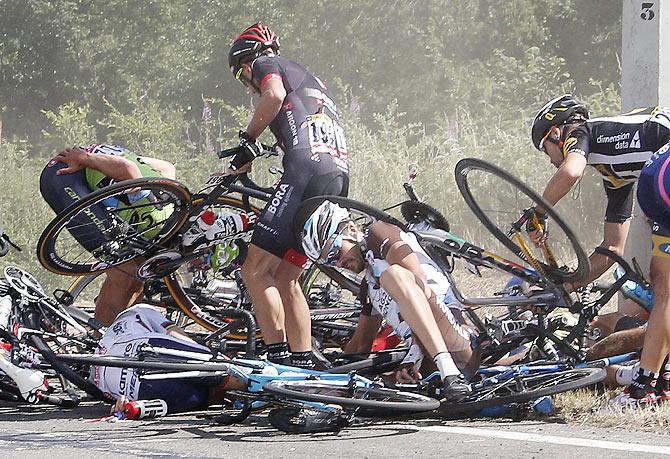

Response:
(554, 390), (670, 434)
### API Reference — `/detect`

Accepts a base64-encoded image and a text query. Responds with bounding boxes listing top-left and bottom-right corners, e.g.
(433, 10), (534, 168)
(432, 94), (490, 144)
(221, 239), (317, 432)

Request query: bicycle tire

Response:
(455, 158), (590, 284)
(440, 366), (605, 416)
(37, 177), (191, 276)
(263, 379), (440, 416)
(294, 195), (408, 241)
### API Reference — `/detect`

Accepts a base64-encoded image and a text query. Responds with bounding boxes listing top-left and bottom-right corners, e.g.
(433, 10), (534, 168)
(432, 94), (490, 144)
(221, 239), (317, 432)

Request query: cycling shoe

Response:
(442, 374), (471, 403)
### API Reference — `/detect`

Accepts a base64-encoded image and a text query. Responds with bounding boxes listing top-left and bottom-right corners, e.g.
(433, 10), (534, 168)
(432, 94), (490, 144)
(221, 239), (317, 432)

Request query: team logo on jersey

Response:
(630, 130), (641, 148)
(265, 183), (292, 220)
(596, 130), (640, 150)
(286, 110), (299, 146)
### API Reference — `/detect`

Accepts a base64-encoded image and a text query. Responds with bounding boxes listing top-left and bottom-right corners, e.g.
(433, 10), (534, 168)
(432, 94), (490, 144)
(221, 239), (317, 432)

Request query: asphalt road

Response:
(3, 400), (670, 458)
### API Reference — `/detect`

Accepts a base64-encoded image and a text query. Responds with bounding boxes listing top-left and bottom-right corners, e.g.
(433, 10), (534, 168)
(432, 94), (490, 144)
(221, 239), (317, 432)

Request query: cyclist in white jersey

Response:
(92, 304), (234, 412)
(300, 201), (480, 402)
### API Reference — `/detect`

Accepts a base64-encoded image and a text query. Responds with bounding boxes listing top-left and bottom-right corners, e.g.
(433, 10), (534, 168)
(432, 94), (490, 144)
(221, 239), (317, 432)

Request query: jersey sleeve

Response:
(603, 180), (635, 223)
(562, 125), (591, 159)
(365, 222), (404, 259)
(251, 56), (283, 91)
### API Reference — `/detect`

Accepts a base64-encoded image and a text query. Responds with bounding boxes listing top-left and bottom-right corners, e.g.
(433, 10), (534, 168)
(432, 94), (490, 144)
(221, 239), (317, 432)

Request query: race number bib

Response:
(305, 113), (348, 160)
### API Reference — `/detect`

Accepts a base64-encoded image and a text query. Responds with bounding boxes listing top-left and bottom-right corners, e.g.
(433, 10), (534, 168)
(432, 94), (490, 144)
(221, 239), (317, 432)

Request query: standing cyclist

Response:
(529, 95), (670, 405)
(186, 23), (349, 368)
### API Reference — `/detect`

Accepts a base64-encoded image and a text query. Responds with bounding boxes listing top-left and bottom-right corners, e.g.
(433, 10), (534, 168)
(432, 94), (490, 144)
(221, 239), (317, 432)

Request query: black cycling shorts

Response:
(251, 151), (349, 267)
(39, 160), (111, 252)
(136, 338), (222, 413)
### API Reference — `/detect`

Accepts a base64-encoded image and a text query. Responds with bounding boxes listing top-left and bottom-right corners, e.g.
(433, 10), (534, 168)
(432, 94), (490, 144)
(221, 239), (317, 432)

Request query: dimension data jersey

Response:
(563, 107), (670, 222)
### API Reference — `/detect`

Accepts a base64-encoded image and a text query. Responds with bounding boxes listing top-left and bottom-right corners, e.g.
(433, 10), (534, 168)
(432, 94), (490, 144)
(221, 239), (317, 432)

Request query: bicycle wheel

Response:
(263, 379), (439, 416)
(38, 177), (191, 275)
(440, 366), (604, 416)
(455, 158), (589, 284)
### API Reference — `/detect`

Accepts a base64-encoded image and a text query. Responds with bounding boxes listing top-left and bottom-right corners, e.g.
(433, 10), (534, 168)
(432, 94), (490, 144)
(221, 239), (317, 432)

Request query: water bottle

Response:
(0, 295), (12, 331)
(117, 399), (168, 420)
(205, 213), (251, 242)
(182, 210), (217, 246)
(531, 396), (554, 415)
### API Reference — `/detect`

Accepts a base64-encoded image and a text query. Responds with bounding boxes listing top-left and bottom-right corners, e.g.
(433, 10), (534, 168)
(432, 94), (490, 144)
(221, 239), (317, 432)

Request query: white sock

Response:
(433, 352), (459, 379)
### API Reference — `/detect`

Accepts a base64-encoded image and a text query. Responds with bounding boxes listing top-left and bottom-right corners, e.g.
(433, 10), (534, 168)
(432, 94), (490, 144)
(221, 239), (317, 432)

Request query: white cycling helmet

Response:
(301, 200), (351, 262)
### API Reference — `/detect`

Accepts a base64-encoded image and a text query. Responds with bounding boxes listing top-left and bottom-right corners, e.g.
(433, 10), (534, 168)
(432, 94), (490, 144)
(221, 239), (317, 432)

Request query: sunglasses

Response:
(540, 129), (562, 154)
(318, 234), (357, 266)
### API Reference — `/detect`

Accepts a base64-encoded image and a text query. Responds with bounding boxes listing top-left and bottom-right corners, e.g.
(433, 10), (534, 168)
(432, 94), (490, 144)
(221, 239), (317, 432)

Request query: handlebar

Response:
(217, 143), (279, 160)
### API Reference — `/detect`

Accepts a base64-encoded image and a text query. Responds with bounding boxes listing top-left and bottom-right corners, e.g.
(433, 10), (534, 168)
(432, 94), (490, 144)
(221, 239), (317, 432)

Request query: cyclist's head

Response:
(301, 200), (356, 266)
(531, 94), (589, 153)
(228, 22), (280, 85)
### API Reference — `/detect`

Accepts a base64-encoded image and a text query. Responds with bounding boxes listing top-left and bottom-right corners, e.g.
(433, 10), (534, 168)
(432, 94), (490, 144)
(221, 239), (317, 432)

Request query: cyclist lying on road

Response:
(93, 303), (348, 433)
(300, 201), (481, 401)
(40, 144), (176, 326)
(91, 304), (234, 413)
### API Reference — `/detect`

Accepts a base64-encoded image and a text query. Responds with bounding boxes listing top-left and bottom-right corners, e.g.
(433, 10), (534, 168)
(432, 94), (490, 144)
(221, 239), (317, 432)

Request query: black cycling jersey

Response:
(564, 107), (670, 223)
(252, 55), (346, 165)
(249, 55), (349, 265)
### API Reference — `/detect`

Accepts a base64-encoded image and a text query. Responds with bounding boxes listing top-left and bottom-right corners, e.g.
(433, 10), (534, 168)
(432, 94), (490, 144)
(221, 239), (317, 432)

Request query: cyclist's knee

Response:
(382, 264), (415, 286)
(241, 249), (279, 284)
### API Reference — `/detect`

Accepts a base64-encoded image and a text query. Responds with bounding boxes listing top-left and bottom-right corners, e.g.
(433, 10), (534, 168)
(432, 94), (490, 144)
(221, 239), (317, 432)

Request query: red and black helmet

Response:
(531, 94), (589, 151)
(228, 22), (280, 78)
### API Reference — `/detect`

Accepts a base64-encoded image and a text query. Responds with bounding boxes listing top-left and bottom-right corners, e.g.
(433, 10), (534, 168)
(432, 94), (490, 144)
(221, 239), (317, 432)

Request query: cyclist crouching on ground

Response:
(300, 201), (481, 402)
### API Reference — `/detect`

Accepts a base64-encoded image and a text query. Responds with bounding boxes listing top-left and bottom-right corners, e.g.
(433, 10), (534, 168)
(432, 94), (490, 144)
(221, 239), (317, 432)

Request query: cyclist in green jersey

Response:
(40, 144), (175, 325)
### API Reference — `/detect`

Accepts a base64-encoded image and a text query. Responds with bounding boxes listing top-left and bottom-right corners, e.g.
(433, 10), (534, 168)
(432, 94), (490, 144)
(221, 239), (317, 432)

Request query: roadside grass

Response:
(554, 390), (670, 433)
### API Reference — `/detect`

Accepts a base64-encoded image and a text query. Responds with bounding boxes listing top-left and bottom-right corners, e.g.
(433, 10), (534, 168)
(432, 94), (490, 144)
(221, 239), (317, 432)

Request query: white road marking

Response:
(384, 424), (670, 455)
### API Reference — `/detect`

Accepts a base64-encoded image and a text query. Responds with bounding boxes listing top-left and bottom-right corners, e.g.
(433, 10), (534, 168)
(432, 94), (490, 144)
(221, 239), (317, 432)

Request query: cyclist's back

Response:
(40, 144), (168, 251)
(567, 108), (670, 186)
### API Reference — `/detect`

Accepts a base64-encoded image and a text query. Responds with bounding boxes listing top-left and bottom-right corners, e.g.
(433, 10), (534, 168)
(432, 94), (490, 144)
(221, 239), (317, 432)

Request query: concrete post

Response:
(620, 0), (670, 289)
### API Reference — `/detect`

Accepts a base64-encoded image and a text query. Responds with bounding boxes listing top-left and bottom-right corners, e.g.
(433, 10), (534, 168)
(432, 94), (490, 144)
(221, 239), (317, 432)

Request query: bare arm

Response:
(541, 152), (588, 206)
(344, 313), (383, 354)
(139, 156), (176, 179)
(245, 78), (286, 140)
(55, 147), (142, 181)
(167, 327), (197, 344)
(570, 220), (630, 290)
